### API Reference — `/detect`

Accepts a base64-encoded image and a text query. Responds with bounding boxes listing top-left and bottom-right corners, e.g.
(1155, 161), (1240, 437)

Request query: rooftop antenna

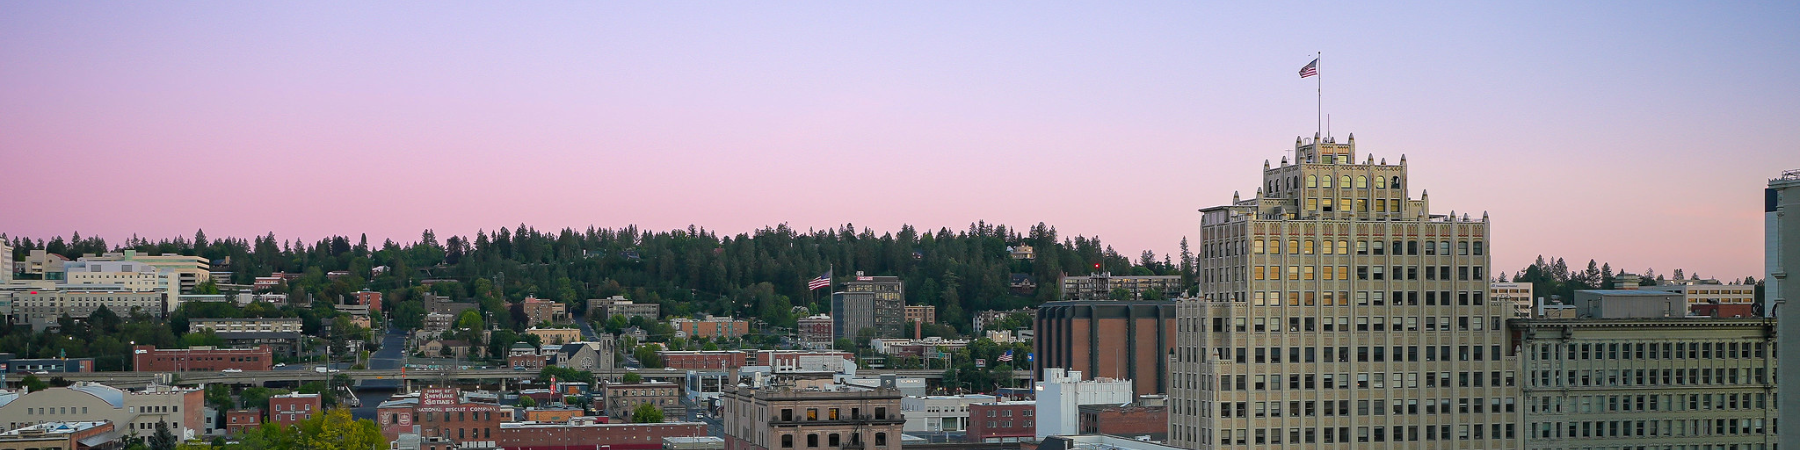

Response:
(1327, 114), (1331, 141)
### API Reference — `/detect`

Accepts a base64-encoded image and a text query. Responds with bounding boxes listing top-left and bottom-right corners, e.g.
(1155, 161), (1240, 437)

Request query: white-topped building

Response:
(1036, 368), (1131, 440)
(1171, 133), (1515, 449)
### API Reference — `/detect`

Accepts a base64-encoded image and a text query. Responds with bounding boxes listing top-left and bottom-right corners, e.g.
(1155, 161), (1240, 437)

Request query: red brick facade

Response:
(227, 409), (261, 435)
(269, 393), (322, 426)
(496, 422), (705, 450)
(377, 388), (503, 446)
(1078, 404), (1168, 439)
(132, 345), (273, 372)
(355, 290), (382, 312)
(660, 351), (747, 370)
(967, 402), (1036, 443)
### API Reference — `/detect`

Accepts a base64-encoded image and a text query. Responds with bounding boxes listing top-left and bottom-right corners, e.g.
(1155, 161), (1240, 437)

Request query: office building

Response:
(900, 394), (993, 432)
(71, 251), (209, 294)
(0, 383), (203, 438)
(1513, 317), (1775, 449)
(829, 275), (904, 340)
(1, 243), (11, 284)
(13, 286), (165, 331)
(353, 289), (382, 312)
(1771, 168), (1800, 450)
(589, 296), (659, 321)
(719, 384), (903, 450)
(1035, 300), (1175, 397)
(1036, 369), (1132, 440)
(601, 382), (684, 421)
(1062, 273), (1182, 300)
(670, 316), (750, 339)
(1171, 134), (1515, 449)
(188, 318), (302, 334)
(22, 251), (68, 280)
(132, 345), (272, 372)
(1492, 282), (1534, 318)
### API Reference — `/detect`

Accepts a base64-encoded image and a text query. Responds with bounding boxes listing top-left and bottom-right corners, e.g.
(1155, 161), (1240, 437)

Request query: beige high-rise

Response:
(1170, 134), (1516, 449)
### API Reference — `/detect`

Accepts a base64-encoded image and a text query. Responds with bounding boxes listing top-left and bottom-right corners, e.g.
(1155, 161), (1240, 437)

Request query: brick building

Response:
(795, 315), (834, 349)
(967, 401), (1036, 443)
(601, 382), (684, 421)
(268, 393), (321, 426)
(226, 409), (261, 435)
(720, 385), (904, 450)
(520, 296), (568, 325)
(1078, 403), (1168, 441)
(496, 419), (705, 450)
(522, 407), (585, 423)
(660, 351), (748, 370)
(1034, 300), (1175, 396)
(132, 345), (273, 372)
(376, 388), (503, 446)
(904, 305), (936, 338)
(354, 289), (382, 312)
(753, 350), (855, 373)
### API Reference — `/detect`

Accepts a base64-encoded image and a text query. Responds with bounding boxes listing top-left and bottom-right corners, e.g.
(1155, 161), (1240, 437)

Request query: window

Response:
(1307, 175), (1317, 188)
(875, 433), (887, 447)
(1356, 176), (1368, 188)
(808, 434), (819, 448)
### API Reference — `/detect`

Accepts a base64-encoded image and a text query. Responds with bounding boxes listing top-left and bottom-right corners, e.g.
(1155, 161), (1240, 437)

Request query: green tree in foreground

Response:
(518, 395), (537, 408)
(632, 403), (664, 423)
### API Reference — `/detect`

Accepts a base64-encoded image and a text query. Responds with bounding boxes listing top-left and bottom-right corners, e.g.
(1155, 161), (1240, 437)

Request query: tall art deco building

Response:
(1170, 134), (1516, 449)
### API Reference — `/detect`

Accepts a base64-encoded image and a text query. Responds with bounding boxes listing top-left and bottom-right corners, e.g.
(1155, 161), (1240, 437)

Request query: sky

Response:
(2, 2), (1795, 280)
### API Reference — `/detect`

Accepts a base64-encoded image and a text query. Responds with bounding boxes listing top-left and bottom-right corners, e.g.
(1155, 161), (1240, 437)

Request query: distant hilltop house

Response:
(1008, 245), (1035, 260)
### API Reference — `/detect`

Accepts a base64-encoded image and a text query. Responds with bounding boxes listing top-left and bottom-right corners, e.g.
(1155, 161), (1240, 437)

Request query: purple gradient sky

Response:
(3, 2), (1795, 279)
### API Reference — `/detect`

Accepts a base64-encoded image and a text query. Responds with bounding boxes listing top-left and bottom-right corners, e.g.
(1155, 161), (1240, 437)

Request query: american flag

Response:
(997, 350), (1014, 362)
(1299, 58), (1318, 78)
(807, 271), (832, 290)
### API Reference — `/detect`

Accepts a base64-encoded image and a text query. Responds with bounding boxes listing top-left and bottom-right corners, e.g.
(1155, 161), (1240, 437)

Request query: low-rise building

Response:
(659, 351), (747, 371)
(375, 388), (502, 446)
(602, 382), (683, 422)
(669, 316), (749, 340)
(552, 340), (614, 372)
(795, 315), (834, 350)
(753, 350), (855, 373)
(590, 297), (659, 321)
(226, 409), (260, 435)
(1077, 401), (1168, 441)
(0, 383), (204, 438)
(14, 286), (166, 331)
(521, 407), (584, 423)
(520, 297), (568, 325)
(188, 318), (302, 334)
(967, 401), (1035, 443)
(267, 393), (320, 427)
(1060, 273), (1179, 301)
(1575, 289), (1687, 318)
(0, 421), (117, 450)
(1035, 369), (1131, 440)
(869, 337), (968, 358)
(1514, 317), (1776, 449)
(132, 345), (272, 372)
(1642, 282), (1759, 317)
(0, 355), (94, 373)
(720, 384), (903, 450)
(900, 394), (992, 432)
(525, 328), (582, 345)
(496, 418), (704, 450)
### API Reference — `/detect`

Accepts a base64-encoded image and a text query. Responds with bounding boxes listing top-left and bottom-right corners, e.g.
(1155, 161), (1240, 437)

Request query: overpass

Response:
(42, 368), (1033, 389)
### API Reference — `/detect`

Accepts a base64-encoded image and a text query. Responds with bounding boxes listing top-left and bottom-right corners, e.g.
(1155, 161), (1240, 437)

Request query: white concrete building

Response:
(1035, 368), (1131, 440)
(13, 285), (166, 330)
(1640, 282), (1757, 310)
(0, 383), (204, 439)
(2, 242), (12, 283)
(901, 394), (994, 432)
(1491, 282), (1534, 318)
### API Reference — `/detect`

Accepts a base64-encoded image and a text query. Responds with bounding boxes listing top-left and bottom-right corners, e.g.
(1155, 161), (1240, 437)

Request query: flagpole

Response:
(1316, 51), (1322, 139)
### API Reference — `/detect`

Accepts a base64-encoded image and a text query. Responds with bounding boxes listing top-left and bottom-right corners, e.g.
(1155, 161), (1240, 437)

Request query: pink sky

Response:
(2, 2), (1795, 280)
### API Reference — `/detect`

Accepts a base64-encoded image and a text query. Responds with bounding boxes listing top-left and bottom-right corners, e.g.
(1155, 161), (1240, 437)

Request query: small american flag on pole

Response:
(998, 350), (1014, 362)
(807, 271), (832, 290)
(1299, 58), (1318, 78)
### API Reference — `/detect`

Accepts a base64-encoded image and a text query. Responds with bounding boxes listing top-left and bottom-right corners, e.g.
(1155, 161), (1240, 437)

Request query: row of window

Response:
(1215, 397), (1516, 419)
(776, 407), (888, 422)
(1531, 418), (1767, 439)
(1531, 368), (1769, 388)
(1221, 345), (1507, 365)
(25, 407), (90, 415)
(1245, 239), (1482, 257)
(1197, 314), (1504, 335)
(1206, 371), (1515, 391)
(1208, 423), (1514, 446)
(1532, 342), (1768, 361)
(1531, 393), (1769, 415)
(1249, 265), (1485, 282)
(778, 432), (889, 448)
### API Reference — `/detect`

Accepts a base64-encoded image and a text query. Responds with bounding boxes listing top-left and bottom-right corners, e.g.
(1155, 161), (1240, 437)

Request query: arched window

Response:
(1307, 175), (1318, 188)
(1375, 176), (1387, 189)
(1356, 176), (1368, 188)
(1340, 175), (1352, 188)
(1321, 175), (1333, 188)
(1392, 177), (1401, 189)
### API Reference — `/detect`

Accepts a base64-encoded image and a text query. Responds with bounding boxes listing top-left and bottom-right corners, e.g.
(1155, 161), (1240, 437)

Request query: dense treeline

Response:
(7, 222), (1187, 334)
(1505, 256), (1764, 314)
